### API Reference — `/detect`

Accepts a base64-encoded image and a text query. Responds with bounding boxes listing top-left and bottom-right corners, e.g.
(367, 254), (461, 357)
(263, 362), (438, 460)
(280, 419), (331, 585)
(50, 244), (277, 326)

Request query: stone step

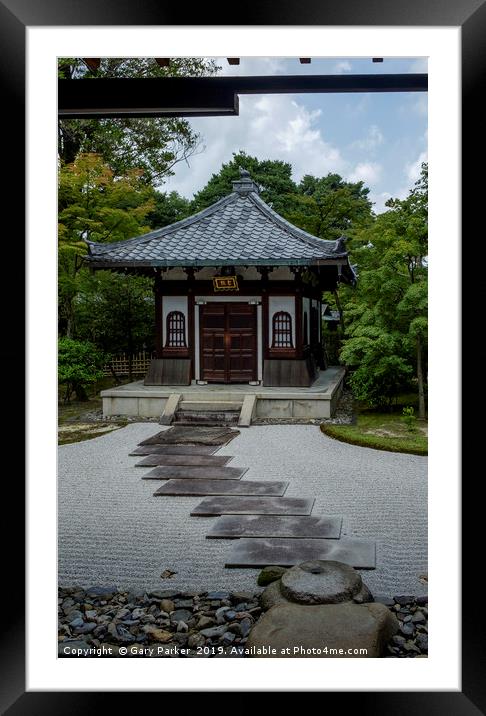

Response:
(174, 411), (240, 426)
(178, 400), (243, 412)
(135, 454), (232, 467)
(224, 537), (376, 569)
(206, 514), (343, 540)
(139, 426), (239, 446)
(191, 496), (315, 516)
(142, 465), (247, 480)
(153, 479), (289, 497)
(130, 445), (219, 456)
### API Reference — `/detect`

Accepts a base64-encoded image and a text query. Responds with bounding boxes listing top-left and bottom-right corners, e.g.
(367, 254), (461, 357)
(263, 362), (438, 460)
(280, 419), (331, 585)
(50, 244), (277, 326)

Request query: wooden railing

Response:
(103, 352), (153, 376)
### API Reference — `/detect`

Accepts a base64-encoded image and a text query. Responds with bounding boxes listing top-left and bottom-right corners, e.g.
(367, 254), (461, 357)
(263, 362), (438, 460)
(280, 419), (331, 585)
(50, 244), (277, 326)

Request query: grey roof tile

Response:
(85, 184), (350, 268)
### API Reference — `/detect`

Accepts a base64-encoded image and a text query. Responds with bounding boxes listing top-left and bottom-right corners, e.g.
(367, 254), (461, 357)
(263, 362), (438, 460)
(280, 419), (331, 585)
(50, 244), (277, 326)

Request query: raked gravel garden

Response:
(58, 419), (427, 657)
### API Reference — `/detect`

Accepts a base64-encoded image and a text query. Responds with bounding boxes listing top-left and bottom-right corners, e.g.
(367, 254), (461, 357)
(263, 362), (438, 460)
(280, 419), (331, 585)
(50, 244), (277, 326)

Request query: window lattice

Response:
(166, 311), (186, 347)
(272, 311), (293, 348)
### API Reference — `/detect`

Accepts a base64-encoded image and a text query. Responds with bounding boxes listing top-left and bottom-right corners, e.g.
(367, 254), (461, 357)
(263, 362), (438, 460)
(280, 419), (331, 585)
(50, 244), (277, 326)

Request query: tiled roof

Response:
(85, 173), (350, 269)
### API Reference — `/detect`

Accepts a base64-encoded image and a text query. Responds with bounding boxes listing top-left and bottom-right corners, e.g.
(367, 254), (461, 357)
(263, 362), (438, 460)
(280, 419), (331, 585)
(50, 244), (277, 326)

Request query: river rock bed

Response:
(58, 586), (427, 658)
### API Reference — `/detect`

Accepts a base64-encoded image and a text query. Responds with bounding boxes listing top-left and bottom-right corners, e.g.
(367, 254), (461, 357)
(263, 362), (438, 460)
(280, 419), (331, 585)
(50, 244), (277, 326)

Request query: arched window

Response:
(166, 311), (186, 347)
(272, 311), (293, 348)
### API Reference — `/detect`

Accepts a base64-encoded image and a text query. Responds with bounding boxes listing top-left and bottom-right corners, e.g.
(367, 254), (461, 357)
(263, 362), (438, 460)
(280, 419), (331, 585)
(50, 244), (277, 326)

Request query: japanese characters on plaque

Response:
(213, 276), (239, 292)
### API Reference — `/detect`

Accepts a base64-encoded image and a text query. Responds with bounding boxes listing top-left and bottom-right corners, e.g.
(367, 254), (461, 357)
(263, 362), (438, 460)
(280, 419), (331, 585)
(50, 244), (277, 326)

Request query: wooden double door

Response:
(200, 302), (257, 383)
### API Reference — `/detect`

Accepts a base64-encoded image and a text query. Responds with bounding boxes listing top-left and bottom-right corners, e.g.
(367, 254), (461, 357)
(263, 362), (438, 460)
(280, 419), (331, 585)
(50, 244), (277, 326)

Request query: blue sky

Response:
(163, 57), (427, 214)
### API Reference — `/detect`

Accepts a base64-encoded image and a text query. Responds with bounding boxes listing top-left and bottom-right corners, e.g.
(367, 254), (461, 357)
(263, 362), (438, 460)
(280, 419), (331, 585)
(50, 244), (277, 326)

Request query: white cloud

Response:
(351, 125), (384, 152)
(348, 162), (382, 184)
(369, 191), (392, 214)
(406, 150), (428, 183)
(334, 61), (352, 73)
(162, 94), (345, 197)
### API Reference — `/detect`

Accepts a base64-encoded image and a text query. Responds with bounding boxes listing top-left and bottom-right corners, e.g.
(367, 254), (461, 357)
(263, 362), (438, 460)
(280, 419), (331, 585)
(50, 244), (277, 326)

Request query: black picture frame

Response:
(2, 0), (477, 709)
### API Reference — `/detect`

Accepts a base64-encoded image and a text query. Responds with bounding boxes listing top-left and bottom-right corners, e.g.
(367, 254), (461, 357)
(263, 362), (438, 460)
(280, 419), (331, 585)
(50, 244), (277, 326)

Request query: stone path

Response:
(131, 425), (376, 571)
(225, 537), (376, 569)
(190, 496), (315, 516)
(58, 423), (428, 594)
(141, 465), (247, 480)
(154, 479), (289, 497)
(206, 514), (343, 539)
(135, 454), (232, 467)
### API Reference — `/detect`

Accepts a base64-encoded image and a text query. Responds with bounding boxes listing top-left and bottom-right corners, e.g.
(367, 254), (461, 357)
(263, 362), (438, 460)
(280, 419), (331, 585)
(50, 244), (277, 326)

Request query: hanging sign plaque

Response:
(213, 276), (239, 292)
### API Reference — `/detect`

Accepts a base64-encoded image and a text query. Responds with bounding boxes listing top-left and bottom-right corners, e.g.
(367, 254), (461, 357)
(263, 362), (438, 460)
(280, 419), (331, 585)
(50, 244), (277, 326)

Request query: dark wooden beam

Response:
(155, 58), (171, 67)
(83, 58), (100, 71)
(227, 58), (240, 65)
(59, 73), (428, 118)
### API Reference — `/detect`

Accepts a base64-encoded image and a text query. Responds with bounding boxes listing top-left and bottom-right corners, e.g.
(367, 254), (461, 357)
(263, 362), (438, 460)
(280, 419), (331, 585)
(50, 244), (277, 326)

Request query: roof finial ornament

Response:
(232, 167), (259, 195)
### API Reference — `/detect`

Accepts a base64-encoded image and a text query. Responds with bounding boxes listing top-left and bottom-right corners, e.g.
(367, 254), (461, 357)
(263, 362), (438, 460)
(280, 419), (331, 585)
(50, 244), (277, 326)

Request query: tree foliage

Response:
(191, 151), (297, 215)
(58, 337), (107, 402)
(58, 57), (220, 182)
(58, 152), (156, 337)
(285, 173), (373, 240)
(339, 164), (428, 413)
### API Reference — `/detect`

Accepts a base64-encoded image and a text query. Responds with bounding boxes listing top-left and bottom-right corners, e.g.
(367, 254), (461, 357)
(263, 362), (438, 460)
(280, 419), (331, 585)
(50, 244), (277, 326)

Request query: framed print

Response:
(1, 0), (480, 708)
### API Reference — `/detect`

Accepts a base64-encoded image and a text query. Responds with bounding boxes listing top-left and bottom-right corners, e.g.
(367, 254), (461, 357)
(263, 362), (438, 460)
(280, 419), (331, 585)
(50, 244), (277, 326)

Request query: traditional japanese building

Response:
(85, 169), (355, 421)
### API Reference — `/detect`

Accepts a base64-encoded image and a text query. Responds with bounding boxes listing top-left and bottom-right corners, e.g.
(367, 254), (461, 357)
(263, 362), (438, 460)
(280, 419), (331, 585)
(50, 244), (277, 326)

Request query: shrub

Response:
(58, 337), (107, 402)
(401, 406), (417, 432)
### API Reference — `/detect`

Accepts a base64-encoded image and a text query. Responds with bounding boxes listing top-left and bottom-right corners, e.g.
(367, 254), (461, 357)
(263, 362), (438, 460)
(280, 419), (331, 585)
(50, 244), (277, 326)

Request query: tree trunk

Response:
(417, 335), (426, 419)
(73, 382), (89, 401)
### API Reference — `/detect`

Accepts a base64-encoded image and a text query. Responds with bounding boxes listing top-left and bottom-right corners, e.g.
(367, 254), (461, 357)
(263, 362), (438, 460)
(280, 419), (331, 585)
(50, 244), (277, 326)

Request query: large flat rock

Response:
(191, 497), (315, 517)
(153, 479), (289, 497)
(141, 465), (247, 481)
(130, 445), (219, 456)
(135, 454), (232, 467)
(245, 602), (398, 657)
(225, 537), (376, 569)
(139, 426), (239, 446)
(206, 514), (342, 540)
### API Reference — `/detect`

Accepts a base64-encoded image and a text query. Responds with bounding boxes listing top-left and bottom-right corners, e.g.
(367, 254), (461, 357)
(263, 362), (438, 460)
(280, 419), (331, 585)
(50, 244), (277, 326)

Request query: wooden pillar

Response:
(259, 267), (270, 359)
(185, 268), (196, 380)
(154, 270), (163, 358)
(293, 269), (304, 359)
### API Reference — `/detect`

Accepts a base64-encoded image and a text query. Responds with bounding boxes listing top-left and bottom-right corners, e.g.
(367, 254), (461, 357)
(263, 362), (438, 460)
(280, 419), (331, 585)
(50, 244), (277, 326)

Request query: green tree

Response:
(58, 152), (155, 337)
(146, 190), (192, 229)
(74, 272), (154, 382)
(58, 337), (107, 402)
(191, 151), (297, 215)
(285, 173), (373, 240)
(339, 164), (428, 415)
(58, 57), (220, 182)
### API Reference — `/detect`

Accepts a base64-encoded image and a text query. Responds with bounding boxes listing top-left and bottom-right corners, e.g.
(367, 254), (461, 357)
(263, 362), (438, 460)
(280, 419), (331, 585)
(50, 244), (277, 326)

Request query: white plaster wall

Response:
(268, 295), (296, 347)
(162, 296), (188, 346)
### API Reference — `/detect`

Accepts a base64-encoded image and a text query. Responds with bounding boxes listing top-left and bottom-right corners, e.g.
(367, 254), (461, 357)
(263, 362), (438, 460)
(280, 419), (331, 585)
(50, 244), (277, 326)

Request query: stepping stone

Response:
(141, 465), (247, 481)
(153, 479), (289, 497)
(135, 454), (232, 467)
(225, 538), (376, 569)
(139, 426), (239, 446)
(206, 514), (342, 540)
(130, 445), (219, 456)
(191, 497), (315, 516)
